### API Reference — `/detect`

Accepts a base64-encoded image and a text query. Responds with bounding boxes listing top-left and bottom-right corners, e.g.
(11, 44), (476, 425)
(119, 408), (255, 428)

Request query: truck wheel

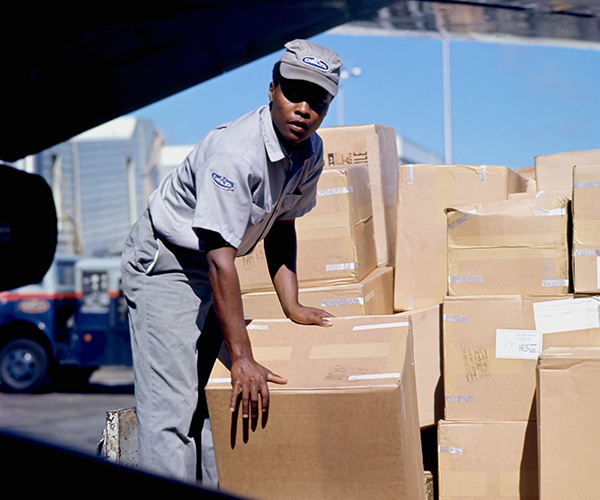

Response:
(0, 338), (49, 393)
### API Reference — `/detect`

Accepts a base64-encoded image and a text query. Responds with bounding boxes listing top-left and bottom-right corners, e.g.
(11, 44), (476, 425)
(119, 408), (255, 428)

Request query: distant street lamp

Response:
(337, 66), (362, 126)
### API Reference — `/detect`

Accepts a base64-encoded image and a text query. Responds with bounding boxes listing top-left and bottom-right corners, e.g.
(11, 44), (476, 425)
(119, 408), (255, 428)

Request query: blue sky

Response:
(131, 31), (600, 171)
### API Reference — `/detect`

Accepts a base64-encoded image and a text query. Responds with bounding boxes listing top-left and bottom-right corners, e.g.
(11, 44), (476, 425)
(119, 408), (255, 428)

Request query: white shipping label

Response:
(496, 329), (541, 360)
(533, 298), (600, 334)
(597, 256), (600, 290)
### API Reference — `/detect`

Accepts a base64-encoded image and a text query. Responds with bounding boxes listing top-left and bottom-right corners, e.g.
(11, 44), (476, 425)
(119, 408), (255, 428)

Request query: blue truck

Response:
(0, 253), (132, 392)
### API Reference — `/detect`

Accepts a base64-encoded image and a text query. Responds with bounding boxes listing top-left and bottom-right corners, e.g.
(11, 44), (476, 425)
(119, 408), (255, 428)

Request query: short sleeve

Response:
(191, 152), (254, 250)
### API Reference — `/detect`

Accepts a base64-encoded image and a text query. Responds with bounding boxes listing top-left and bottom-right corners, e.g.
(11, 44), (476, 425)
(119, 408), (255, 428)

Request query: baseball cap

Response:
(278, 39), (343, 97)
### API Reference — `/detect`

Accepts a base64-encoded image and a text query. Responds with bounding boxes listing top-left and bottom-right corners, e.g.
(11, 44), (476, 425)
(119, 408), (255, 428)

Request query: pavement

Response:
(0, 366), (136, 457)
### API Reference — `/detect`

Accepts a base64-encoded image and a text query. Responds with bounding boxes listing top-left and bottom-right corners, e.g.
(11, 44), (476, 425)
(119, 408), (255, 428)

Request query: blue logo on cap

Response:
(211, 172), (235, 191)
(301, 56), (330, 73)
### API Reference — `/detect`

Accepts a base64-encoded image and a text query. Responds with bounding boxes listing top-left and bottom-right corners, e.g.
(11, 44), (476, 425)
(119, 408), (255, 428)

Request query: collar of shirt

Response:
(260, 105), (315, 168)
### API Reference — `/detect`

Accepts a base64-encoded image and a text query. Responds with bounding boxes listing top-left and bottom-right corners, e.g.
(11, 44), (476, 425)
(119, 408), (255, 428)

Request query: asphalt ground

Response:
(0, 366), (135, 457)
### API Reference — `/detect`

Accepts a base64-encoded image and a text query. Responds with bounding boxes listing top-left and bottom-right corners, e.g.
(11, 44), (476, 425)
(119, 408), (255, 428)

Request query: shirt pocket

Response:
(250, 202), (268, 225)
(282, 188), (303, 212)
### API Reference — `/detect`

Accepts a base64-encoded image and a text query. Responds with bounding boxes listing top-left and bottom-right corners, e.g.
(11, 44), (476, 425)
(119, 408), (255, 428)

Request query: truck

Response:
(0, 253), (132, 393)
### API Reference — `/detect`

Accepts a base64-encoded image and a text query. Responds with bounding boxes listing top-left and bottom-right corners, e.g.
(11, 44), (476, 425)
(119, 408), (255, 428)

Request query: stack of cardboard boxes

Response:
(206, 125), (600, 500)
(534, 151), (600, 500)
(236, 126), (396, 319)
(209, 124), (428, 499)
(438, 148), (600, 500)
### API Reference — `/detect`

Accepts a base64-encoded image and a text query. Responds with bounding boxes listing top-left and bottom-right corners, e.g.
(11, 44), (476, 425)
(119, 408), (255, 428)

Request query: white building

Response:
(34, 116), (162, 256)
(397, 135), (444, 165)
(159, 144), (195, 183)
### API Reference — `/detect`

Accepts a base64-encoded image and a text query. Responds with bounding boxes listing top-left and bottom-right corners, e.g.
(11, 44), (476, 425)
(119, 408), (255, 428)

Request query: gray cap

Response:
(278, 39), (343, 97)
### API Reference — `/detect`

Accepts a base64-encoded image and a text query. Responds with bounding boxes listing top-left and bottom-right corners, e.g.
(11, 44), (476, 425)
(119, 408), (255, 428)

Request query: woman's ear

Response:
(268, 81), (275, 103)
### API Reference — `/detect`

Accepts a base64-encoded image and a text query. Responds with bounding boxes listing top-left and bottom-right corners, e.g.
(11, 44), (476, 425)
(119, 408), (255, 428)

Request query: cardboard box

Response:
(234, 240), (271, 293)
(534, 148), (600, 192)
(572, 165), (600, 293)
(235, 163), (376, 292)
(395, 305), (444, 428)
(446, 197), (570, 297)
(394, 164), (527, 311)
(514, 165), (537, 193)
(206, 316), (425, 500)
(514, 165), (536, 181)
(437, 419), (538, 499)
(319, 124), (398, 267)
(242, 266), (394, 320)
(537, 347), (600, 499)
(443, 295), (600, 421)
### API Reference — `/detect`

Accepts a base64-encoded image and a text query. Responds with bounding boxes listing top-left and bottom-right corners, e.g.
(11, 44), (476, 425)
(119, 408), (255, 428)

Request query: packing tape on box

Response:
(573, 248), (600, 256)
(321, 291), (375, 308)
(407, 164), (414, 184)
(310, 342), (390, 359)
(247, 323), (270, 330)
(448, 205), (566, 235)
(326, 262), (359, 272)
(535, 207), (567, 216)
(254, 346), (294, 361)
(348, 372), (402, 381)
(444, 314), (470, 324)
(352, 321), (410, 331)
(542, 279), (569, 287)
(322, 297), (365, 307)
(318, 186), (354, 196)
(574, 181), (600, 188)
(445, 395), (474, 403)
(438, 445), (463, 456)
(447, 209), (477, 232)
(208, 377), (232, 383)
(480, 164), (487, 183)
(448, 275), (484, 284)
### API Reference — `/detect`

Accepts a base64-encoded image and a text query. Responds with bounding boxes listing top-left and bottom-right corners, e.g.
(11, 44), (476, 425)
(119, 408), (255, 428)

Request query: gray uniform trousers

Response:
(121, 210), (222, 485)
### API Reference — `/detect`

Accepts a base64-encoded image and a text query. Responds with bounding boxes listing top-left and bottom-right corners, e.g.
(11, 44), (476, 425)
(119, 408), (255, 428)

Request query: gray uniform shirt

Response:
(147, 105), (323, 256)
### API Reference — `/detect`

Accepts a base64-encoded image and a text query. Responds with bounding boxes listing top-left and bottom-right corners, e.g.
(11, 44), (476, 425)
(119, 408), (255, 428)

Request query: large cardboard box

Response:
(319, 124), (398, 267)
(443, 295), (600, 421)
(537, 347), (600, 499)
(395, 305), (444, 428)
(572, 164), (600, 293)
(446, 197), (570, 297)
(235, 163), (376, 292)
(535, 148), (600, 192)
(394, 164), (527, 311)
(206, 316), (425, 500)
(242, 266), (393, 320)
(437, 419), (538, 499)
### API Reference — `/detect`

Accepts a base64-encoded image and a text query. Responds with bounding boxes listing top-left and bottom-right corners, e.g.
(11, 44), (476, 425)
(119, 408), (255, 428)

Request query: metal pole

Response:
(442, 37), (453, 164)
(337, 81), (345, 126)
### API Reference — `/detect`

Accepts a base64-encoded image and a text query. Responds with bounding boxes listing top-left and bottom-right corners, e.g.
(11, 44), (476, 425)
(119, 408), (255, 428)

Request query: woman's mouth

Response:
(289, 120), (308, 133)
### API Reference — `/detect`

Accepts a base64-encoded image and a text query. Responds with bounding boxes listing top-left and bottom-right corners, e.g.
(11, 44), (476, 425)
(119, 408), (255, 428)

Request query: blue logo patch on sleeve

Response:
(211, 172), (235, 191)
